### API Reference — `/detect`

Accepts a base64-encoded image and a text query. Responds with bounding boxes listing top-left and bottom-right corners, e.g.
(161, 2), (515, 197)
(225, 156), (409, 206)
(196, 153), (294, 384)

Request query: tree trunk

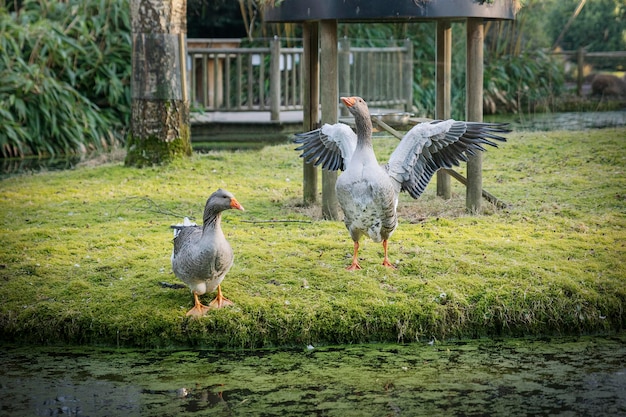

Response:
(125, 0), (192, 167)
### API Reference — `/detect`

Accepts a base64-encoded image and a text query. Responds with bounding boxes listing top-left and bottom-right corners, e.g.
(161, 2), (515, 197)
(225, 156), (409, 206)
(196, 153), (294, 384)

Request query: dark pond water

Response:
(1, 335), (625, 416)
(484, 109), (626, 131)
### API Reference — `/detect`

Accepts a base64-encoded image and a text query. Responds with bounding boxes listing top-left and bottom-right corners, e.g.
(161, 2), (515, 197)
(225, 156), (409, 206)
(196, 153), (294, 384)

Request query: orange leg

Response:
(346, 241), (362, 271)
(381, 239), (397, 269)
(208, 284), (234, 309)
(186, 292), (211, 317)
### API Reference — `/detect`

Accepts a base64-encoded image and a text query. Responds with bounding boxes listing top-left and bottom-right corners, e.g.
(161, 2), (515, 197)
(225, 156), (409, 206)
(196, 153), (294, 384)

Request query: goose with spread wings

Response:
(294, 96), (509, 270)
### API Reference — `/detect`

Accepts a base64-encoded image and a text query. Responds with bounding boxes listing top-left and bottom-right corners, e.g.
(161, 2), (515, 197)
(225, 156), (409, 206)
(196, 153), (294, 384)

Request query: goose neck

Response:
(354, 115), (373, 148)
(202, 211), (221, 231)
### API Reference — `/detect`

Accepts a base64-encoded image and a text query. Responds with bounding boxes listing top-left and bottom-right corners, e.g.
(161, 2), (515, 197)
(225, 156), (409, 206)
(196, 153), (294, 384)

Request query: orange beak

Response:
(230, 198), (245, 211)
(340, 96), (356, 108)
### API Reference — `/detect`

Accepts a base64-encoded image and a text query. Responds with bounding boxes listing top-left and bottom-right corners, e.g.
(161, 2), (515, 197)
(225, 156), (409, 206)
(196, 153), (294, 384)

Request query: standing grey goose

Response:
(294, 96), (509, 270)
(171, 189), (244, 316)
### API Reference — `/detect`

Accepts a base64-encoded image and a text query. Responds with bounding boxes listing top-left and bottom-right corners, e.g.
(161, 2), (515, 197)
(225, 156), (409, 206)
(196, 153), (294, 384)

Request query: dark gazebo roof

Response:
(264, 0), (517, 23)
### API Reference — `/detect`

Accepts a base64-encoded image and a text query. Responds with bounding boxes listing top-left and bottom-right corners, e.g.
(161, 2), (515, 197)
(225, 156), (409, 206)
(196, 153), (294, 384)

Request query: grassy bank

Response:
(1, 128), (624, 349)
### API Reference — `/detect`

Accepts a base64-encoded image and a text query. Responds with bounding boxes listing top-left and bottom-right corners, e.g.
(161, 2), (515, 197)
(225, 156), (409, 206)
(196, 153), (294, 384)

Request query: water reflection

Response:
(0, 156), (81, 179)
(1, 335), (625, 416)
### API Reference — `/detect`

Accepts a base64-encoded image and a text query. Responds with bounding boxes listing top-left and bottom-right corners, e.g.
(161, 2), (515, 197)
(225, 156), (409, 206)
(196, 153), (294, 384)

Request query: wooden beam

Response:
(302, 22), (319, 205)
(435, 19), (452, 200)
(466, 18), (484, 214)
(320, 20), (340, 220)
(443, 169), (507, 209)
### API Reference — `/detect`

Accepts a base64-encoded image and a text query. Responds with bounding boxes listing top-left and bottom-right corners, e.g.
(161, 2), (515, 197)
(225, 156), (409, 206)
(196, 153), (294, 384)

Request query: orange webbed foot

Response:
(186, 299), (211, 317)
(346, 262), (362, 271)
(208, 285), (234, 309)
(208, 296), (234, 309)
(382, 259), (397, 270)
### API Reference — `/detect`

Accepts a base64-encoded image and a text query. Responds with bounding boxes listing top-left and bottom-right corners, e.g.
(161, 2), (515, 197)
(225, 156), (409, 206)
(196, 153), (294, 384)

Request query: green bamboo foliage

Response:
(483, 1), (564, 114)
(0, 0), (131, 157)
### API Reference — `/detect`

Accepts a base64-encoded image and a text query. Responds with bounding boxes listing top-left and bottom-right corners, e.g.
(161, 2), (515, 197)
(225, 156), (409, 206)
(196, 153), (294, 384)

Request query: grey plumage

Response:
(171, 188), (244, 316)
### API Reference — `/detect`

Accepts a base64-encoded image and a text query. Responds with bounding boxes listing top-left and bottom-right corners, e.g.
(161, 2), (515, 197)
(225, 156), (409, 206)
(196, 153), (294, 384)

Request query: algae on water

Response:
(1, 335), (625, 416)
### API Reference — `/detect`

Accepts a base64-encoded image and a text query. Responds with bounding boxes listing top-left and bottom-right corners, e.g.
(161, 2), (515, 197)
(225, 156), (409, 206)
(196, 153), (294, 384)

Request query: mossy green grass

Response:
(0, 128), (624, 348)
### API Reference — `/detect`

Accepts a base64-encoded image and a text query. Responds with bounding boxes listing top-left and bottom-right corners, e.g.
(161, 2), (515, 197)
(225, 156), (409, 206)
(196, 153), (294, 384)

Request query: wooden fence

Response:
(187, 38), (413, 121)
(552, 48), (626, 95)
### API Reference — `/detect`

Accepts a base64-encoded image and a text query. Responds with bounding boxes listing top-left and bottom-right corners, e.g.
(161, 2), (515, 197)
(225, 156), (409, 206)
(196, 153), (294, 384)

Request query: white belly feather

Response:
(336, 162), (398, 243)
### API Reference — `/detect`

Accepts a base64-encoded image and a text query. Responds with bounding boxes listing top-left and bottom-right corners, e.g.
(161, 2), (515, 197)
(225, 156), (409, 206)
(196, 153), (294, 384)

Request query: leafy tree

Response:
(547, 0), (626, 52)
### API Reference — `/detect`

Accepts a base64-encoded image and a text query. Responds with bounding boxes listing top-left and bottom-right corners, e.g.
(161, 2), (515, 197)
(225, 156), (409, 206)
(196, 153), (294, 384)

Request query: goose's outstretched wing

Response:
(386, 120), (510, 199)
(294, 123), (358, 171)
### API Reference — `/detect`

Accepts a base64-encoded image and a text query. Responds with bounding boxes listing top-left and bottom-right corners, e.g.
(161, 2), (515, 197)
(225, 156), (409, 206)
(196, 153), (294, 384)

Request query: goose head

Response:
(203, 188), (244, 224)
(341, 96), (369, 119)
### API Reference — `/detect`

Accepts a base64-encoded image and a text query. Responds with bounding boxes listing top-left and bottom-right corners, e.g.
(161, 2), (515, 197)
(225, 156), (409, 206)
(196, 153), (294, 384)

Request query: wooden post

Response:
(269, 36), (281, 121)
(302, 22), (319, 205)
(179, 33), (188, 103)
(436, 19), (452, 200)
(403, 39), (413, 112)
(576, 47), (584, 97)
(466, 18), (484, 214)
(339, 37), (351, 117)
(320, 20), (339, 220)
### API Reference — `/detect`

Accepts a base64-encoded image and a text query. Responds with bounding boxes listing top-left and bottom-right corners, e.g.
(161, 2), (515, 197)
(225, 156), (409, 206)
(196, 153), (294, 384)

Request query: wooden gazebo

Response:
(264, 0), (518, 219)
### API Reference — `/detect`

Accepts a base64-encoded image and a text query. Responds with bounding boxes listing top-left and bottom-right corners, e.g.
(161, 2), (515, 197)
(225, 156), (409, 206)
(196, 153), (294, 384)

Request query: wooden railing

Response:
(187, 38), (413, 121)
(187, 38), (301, 120)
(339, 38), (414, 112)
(551, 48), (626, 96)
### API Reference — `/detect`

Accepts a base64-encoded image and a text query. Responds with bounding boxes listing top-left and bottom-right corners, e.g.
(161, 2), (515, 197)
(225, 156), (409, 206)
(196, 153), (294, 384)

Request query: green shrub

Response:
(0, 0), (130, 157)
(484, 49), (564, 114)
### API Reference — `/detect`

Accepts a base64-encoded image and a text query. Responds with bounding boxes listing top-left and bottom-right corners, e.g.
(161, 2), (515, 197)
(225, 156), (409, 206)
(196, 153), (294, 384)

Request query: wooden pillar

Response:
(402, 38), (413, 112)
(576, 47), (584, 97)
(320, 20), (339, 220)
(466, 18), (484, 213)
(302, 22), (319, 205)
(338, 37), (351, 117)
(269, 36), (281, 121)
(436, 19), (452, 200)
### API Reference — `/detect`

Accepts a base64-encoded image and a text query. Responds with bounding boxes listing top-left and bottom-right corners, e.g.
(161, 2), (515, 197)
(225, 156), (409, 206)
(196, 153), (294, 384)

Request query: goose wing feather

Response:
(387, 120), (509, 199)
(294, 123), (357, 171)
